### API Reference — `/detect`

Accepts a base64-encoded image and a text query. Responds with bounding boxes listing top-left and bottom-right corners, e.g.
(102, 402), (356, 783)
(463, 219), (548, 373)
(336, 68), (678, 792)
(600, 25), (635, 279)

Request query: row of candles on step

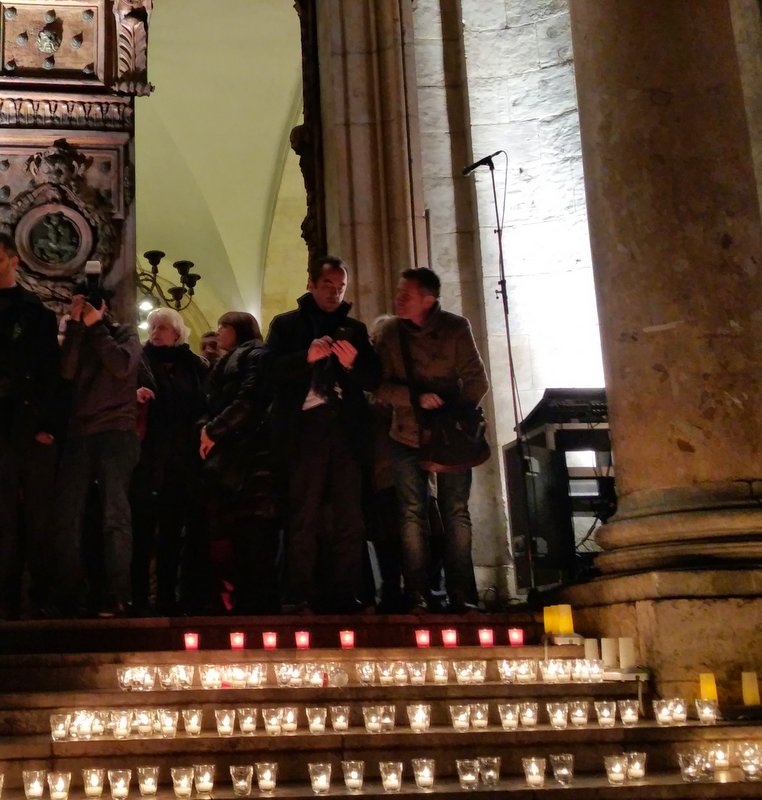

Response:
(50, 697), (714, 742)
(117, 657), (610, 692)
(183, 628), (525, 651)
(679, 741), (762, 783)
(16, 754), (652, 797)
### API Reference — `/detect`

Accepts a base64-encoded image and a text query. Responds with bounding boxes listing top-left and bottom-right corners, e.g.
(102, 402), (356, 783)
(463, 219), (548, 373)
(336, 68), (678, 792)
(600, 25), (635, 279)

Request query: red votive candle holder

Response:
(441, 628), (458, 647)
(508, 627), (525, 646)
(478, 628), (494, 647)
(184, 632), (199, 651)
(295, 630), (311, 649)
(262, 631), (278, 650)
(339, 630), (355, 649)
(415, 629), (431, 648)
(230, 631), (245, 650)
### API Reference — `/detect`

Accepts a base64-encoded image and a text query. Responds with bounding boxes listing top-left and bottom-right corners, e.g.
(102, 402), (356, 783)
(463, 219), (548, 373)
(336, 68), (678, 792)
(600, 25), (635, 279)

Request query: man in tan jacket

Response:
(374, 268), (489, 613)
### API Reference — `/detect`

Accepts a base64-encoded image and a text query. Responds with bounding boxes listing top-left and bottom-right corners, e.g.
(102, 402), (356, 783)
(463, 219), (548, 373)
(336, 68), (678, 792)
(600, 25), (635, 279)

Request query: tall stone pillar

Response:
(316, 0), (429, 319)
(569, 0), (762, 575)
(565, 1), (762, 702)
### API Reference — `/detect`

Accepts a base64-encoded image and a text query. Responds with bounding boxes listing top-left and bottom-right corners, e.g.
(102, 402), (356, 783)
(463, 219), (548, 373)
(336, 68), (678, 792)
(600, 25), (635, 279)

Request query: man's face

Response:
(0, 245), (19, 288)
(201, 334), (220, 362)
(395, 278), (436, 321)
(309, 265), (347, 312)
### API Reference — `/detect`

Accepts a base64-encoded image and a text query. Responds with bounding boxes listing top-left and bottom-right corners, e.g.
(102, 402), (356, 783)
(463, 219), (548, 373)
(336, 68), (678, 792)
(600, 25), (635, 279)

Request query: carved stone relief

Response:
(0, 94), (133, 130)
(111, 0), (153, 95)
(0, 138), (125, 311)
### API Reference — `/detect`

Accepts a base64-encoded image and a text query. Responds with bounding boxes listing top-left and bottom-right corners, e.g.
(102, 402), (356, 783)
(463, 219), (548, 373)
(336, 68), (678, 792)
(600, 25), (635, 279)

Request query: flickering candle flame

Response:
(508, 627), (524, 646)
(295, 630), (311, 649)
(415, 629), (430, 647)
(478, 628), (494, 647)
(262, 631), (278, 649)
(441, 628), (458, 647)
(339, 630), (355, 648)
(183, 632), (199, 650)
(230, 632), (245, 650)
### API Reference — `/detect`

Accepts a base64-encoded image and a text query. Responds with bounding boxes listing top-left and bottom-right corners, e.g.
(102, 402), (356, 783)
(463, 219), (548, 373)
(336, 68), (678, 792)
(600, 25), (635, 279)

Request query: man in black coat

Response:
(266, 255), (381, 613)
(0, 233), (60, 618)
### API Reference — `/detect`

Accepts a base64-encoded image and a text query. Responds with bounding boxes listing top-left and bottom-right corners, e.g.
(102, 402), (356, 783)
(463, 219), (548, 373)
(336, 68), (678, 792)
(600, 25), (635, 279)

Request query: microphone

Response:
(462, 150), (502, 176)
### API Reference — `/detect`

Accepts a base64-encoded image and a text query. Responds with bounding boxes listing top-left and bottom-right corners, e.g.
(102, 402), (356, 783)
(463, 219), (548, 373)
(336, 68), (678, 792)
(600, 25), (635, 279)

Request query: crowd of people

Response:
(0, 234), (490, 619)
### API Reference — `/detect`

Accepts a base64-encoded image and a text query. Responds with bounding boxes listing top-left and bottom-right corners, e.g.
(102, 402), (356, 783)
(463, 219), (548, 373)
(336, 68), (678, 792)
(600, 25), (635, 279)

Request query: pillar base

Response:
(562, 569), (762, 704)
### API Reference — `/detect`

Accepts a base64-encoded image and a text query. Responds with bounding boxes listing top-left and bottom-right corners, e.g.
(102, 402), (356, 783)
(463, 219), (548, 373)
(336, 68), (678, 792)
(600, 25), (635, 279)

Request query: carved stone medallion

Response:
(15, 202), (93, 276)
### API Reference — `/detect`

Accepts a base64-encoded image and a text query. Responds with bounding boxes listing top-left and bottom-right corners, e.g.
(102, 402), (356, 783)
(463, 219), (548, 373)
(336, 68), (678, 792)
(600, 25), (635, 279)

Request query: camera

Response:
(334, 325), (353, 343)
(83, 260), (105, 308)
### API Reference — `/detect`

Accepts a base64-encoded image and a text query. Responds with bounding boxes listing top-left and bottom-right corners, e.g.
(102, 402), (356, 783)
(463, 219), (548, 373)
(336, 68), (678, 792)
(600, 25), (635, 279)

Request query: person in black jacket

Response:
(130, 307), (208, 615)
(266, 256), (381, 614)
(199, 311), (280, 614)
(53, 285), (142, 617)
(0, 233), (61, 619)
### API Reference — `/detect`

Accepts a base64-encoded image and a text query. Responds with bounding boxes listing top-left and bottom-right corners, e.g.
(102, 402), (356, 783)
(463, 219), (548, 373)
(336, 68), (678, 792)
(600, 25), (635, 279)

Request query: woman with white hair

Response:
(131, 306), (208, 615)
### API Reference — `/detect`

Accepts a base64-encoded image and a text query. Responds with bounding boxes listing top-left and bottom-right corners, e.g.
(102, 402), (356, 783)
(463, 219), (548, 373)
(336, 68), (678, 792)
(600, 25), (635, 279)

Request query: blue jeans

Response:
(54, 430), (140, 608)
(391, 439), (478, 605)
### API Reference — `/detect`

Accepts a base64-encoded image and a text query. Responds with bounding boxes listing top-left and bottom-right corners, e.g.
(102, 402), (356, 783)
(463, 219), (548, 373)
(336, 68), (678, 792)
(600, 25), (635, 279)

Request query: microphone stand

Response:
(471, 154), (537, 596)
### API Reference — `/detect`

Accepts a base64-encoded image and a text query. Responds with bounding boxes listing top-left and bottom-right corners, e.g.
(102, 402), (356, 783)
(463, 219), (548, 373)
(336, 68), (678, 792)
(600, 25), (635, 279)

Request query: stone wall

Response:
(411, 0), (604, 598)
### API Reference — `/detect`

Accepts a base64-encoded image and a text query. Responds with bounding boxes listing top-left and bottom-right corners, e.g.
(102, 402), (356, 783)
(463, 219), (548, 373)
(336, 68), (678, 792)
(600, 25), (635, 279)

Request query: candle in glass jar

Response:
(508, 627), (524, 646)
(84, 772), (103, 798)
(262, 631), (278, 649)
(230, 631), (245, 650)
(441, 629), (458, 647)
(339, 630), (355, 648)
(478, 628), (494, 647)
(183, 632), (199, 650)
(294, 630), (310, 649)
(112, 780), (128, 799)
(415, 629), (430, 648)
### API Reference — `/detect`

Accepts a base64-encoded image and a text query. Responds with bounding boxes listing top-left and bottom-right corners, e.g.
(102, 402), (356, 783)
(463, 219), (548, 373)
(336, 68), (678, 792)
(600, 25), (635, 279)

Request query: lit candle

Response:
(262, 631), (278, 649)
(416, 768), (433, 789)
(50, 776), (68, 800)
(312, 774), (329, 792)
(415, 629), (430, 648)
(281, 707), (297, 732)
(112, 780), (128, 799)
(556, 604), (574, 635)
(216, 713), (233, 736)
(441, 628), (458, 647)
(713, 745), (730, 769)
(671, 698), (687, 723)
(543, 605), (557, 634)
(699, 672), (718, 702)
(508, 627), (524, 646)
(184, 712), (201, 735)
(27, 781), (44, 799)
(259, 777), (275, 793)
(478, 628), (494, 647)
(195, 774), (213, 794)
(183, 632), (199, 650)
(627, 759), (645, 780)
(696, 700), (717, 725)
(173, 778), (190, 798)
(345, 774), (362, 791)
(339, 629), (355, 648)
(431, 661), (448, 684)
(381, 774), (400, 791)
(295, 630), (311, 649)
(230, 631), (245, 650)
(239, 713), (256, 734)
(84, 773), (103, 798)
(742, 672), (761, 705)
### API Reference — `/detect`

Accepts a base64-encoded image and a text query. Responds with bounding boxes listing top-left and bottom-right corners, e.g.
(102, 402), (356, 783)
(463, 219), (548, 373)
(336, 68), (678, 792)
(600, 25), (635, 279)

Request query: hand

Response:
(419, 392), (445, 410)
(82, 300), (107, 327)
(331, 339), (358, 370)
(136, 387), (155, 404)
(307, 336), (333, 363)
(199, 426), (215, 460)
(34, 431), (55, 446)
(69, 295), (86, 322)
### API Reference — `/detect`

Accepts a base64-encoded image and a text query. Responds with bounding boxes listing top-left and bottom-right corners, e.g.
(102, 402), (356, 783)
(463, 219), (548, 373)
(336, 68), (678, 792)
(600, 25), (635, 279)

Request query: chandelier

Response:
(137, 250), (201, 311)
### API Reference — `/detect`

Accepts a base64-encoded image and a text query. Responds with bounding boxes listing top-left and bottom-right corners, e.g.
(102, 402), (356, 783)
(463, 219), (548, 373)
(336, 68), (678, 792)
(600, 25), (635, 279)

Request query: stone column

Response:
(316, 0), (429, 319)
(568, 0), (762, 575)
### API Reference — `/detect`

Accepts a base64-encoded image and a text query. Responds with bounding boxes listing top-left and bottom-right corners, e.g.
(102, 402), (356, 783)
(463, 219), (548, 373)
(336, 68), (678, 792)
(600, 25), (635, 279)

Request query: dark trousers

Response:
(54, 430), (140, 608)
(131, 469), (205, 612)
(391, 439), (478, 605)
(287, 405), (365, 610)
(0, 433), (57, 616)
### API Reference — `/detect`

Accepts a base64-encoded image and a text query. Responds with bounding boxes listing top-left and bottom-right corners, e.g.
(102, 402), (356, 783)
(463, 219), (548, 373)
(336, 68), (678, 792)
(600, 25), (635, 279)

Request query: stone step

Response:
(0, 614), (543, 656)
(0, 680), (643, 736)
(0, 646), (587, 692)
(0, 721), (755, 786)
(0, 775), (760, 799)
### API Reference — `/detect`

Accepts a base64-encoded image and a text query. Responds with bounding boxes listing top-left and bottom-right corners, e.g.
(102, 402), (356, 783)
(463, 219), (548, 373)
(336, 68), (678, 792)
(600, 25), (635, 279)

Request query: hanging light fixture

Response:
(137, 250), (202, 311)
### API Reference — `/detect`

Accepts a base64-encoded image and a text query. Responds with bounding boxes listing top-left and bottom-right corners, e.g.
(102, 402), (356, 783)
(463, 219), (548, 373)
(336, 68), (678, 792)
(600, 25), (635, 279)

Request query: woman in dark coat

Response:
(199, 311), (280, 614)
(131, 307), (208, 615)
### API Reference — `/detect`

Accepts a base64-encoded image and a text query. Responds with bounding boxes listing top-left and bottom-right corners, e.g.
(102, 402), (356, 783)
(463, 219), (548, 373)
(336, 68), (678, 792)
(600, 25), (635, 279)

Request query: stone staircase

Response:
(0, 614), (759, 798)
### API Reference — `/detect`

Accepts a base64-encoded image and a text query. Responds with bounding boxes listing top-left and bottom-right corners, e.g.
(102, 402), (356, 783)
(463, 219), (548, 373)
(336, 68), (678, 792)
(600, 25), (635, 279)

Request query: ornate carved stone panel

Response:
(0, 132), (130, 310)
(0, 0), (152, 95)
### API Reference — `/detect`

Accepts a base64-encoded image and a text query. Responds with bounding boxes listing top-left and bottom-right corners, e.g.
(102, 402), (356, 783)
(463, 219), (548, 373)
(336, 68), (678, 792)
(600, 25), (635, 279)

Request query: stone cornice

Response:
(0, 92), (133, 130)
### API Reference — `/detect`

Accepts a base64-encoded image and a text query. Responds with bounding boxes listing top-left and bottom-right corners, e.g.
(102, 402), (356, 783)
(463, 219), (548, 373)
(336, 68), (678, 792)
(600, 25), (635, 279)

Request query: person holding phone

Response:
(266, 255), (381, 614)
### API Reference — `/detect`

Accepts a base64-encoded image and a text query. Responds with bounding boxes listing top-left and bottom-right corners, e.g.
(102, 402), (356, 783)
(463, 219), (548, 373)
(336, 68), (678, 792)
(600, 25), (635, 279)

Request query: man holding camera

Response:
(266, 256), (381, 613)
(0, 233), (60, 619)
(53, 276), (142, 617)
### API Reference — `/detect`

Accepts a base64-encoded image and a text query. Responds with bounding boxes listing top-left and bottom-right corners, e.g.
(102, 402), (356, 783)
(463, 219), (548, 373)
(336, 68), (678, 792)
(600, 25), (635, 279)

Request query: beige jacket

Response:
(374, 304), (489, 448)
